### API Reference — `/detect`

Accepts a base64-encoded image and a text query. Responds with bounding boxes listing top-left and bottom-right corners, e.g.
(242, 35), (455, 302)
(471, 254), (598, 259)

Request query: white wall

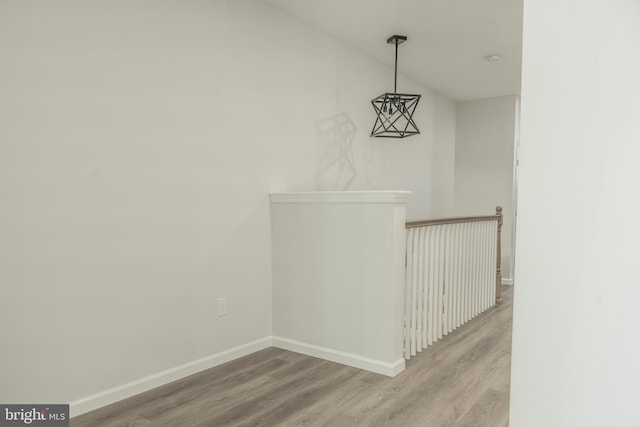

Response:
(270, 191), (408, 376)
(430, 100), (457, 217)
(0, 0), (455, 410)
(454, 96), (517, 281)
(510, 1), (640, 426)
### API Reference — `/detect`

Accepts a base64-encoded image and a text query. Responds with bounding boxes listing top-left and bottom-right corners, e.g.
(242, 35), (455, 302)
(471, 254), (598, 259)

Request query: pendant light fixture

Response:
(370, 35), (421, 138)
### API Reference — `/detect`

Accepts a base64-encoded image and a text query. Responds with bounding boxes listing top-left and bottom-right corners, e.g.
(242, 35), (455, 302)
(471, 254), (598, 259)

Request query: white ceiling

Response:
(262, 0), (522, 102)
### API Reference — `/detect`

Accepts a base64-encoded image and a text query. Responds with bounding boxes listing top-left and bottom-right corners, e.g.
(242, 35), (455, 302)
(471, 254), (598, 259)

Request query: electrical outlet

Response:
(218, 297), (227, 317)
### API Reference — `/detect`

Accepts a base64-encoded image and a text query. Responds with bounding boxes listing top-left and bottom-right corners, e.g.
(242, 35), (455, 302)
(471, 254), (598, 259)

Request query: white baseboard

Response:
(71, 335), (405, 417)
(272, 336), (405, 377)
(502, 278), (514, 285)
(69, 337), (272, 418)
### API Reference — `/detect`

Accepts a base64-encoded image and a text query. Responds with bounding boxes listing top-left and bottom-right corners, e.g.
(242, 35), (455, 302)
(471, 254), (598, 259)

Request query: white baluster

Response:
(404, 228), (414, 359)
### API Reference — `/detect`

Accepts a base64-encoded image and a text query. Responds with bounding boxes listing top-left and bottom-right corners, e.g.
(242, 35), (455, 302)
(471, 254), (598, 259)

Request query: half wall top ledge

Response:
(269, 190), (411, 204)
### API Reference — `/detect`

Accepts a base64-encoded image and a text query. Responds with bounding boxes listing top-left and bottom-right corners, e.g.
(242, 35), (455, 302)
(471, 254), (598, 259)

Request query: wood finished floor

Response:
(72, 286), (513, 427)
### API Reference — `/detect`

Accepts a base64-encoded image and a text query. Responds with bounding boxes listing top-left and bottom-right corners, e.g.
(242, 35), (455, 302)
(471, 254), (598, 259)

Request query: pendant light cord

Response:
(394, 41), (398, 94)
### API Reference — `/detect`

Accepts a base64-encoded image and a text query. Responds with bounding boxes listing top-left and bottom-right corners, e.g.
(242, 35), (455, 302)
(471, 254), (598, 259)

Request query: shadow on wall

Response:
(315, 113), (357, 190)
(364, 136), (396, 189)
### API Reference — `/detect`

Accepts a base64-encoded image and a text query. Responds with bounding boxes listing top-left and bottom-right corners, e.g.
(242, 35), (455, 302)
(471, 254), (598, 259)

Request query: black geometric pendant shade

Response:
(371, 35), (421, 138)
(371, 92), (421, 138)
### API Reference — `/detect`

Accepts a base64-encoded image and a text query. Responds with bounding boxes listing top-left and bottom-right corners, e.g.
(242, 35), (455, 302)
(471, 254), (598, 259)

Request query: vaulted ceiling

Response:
(262, 0), (522, 101)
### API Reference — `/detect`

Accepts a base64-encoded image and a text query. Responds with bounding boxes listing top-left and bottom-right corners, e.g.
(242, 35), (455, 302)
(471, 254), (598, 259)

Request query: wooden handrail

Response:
(406, 214), (498, 228)
(405, 206), (504, 306)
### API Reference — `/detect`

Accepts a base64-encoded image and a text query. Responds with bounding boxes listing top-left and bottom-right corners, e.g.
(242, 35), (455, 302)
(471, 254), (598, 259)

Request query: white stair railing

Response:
(404, 207), (503, 359)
